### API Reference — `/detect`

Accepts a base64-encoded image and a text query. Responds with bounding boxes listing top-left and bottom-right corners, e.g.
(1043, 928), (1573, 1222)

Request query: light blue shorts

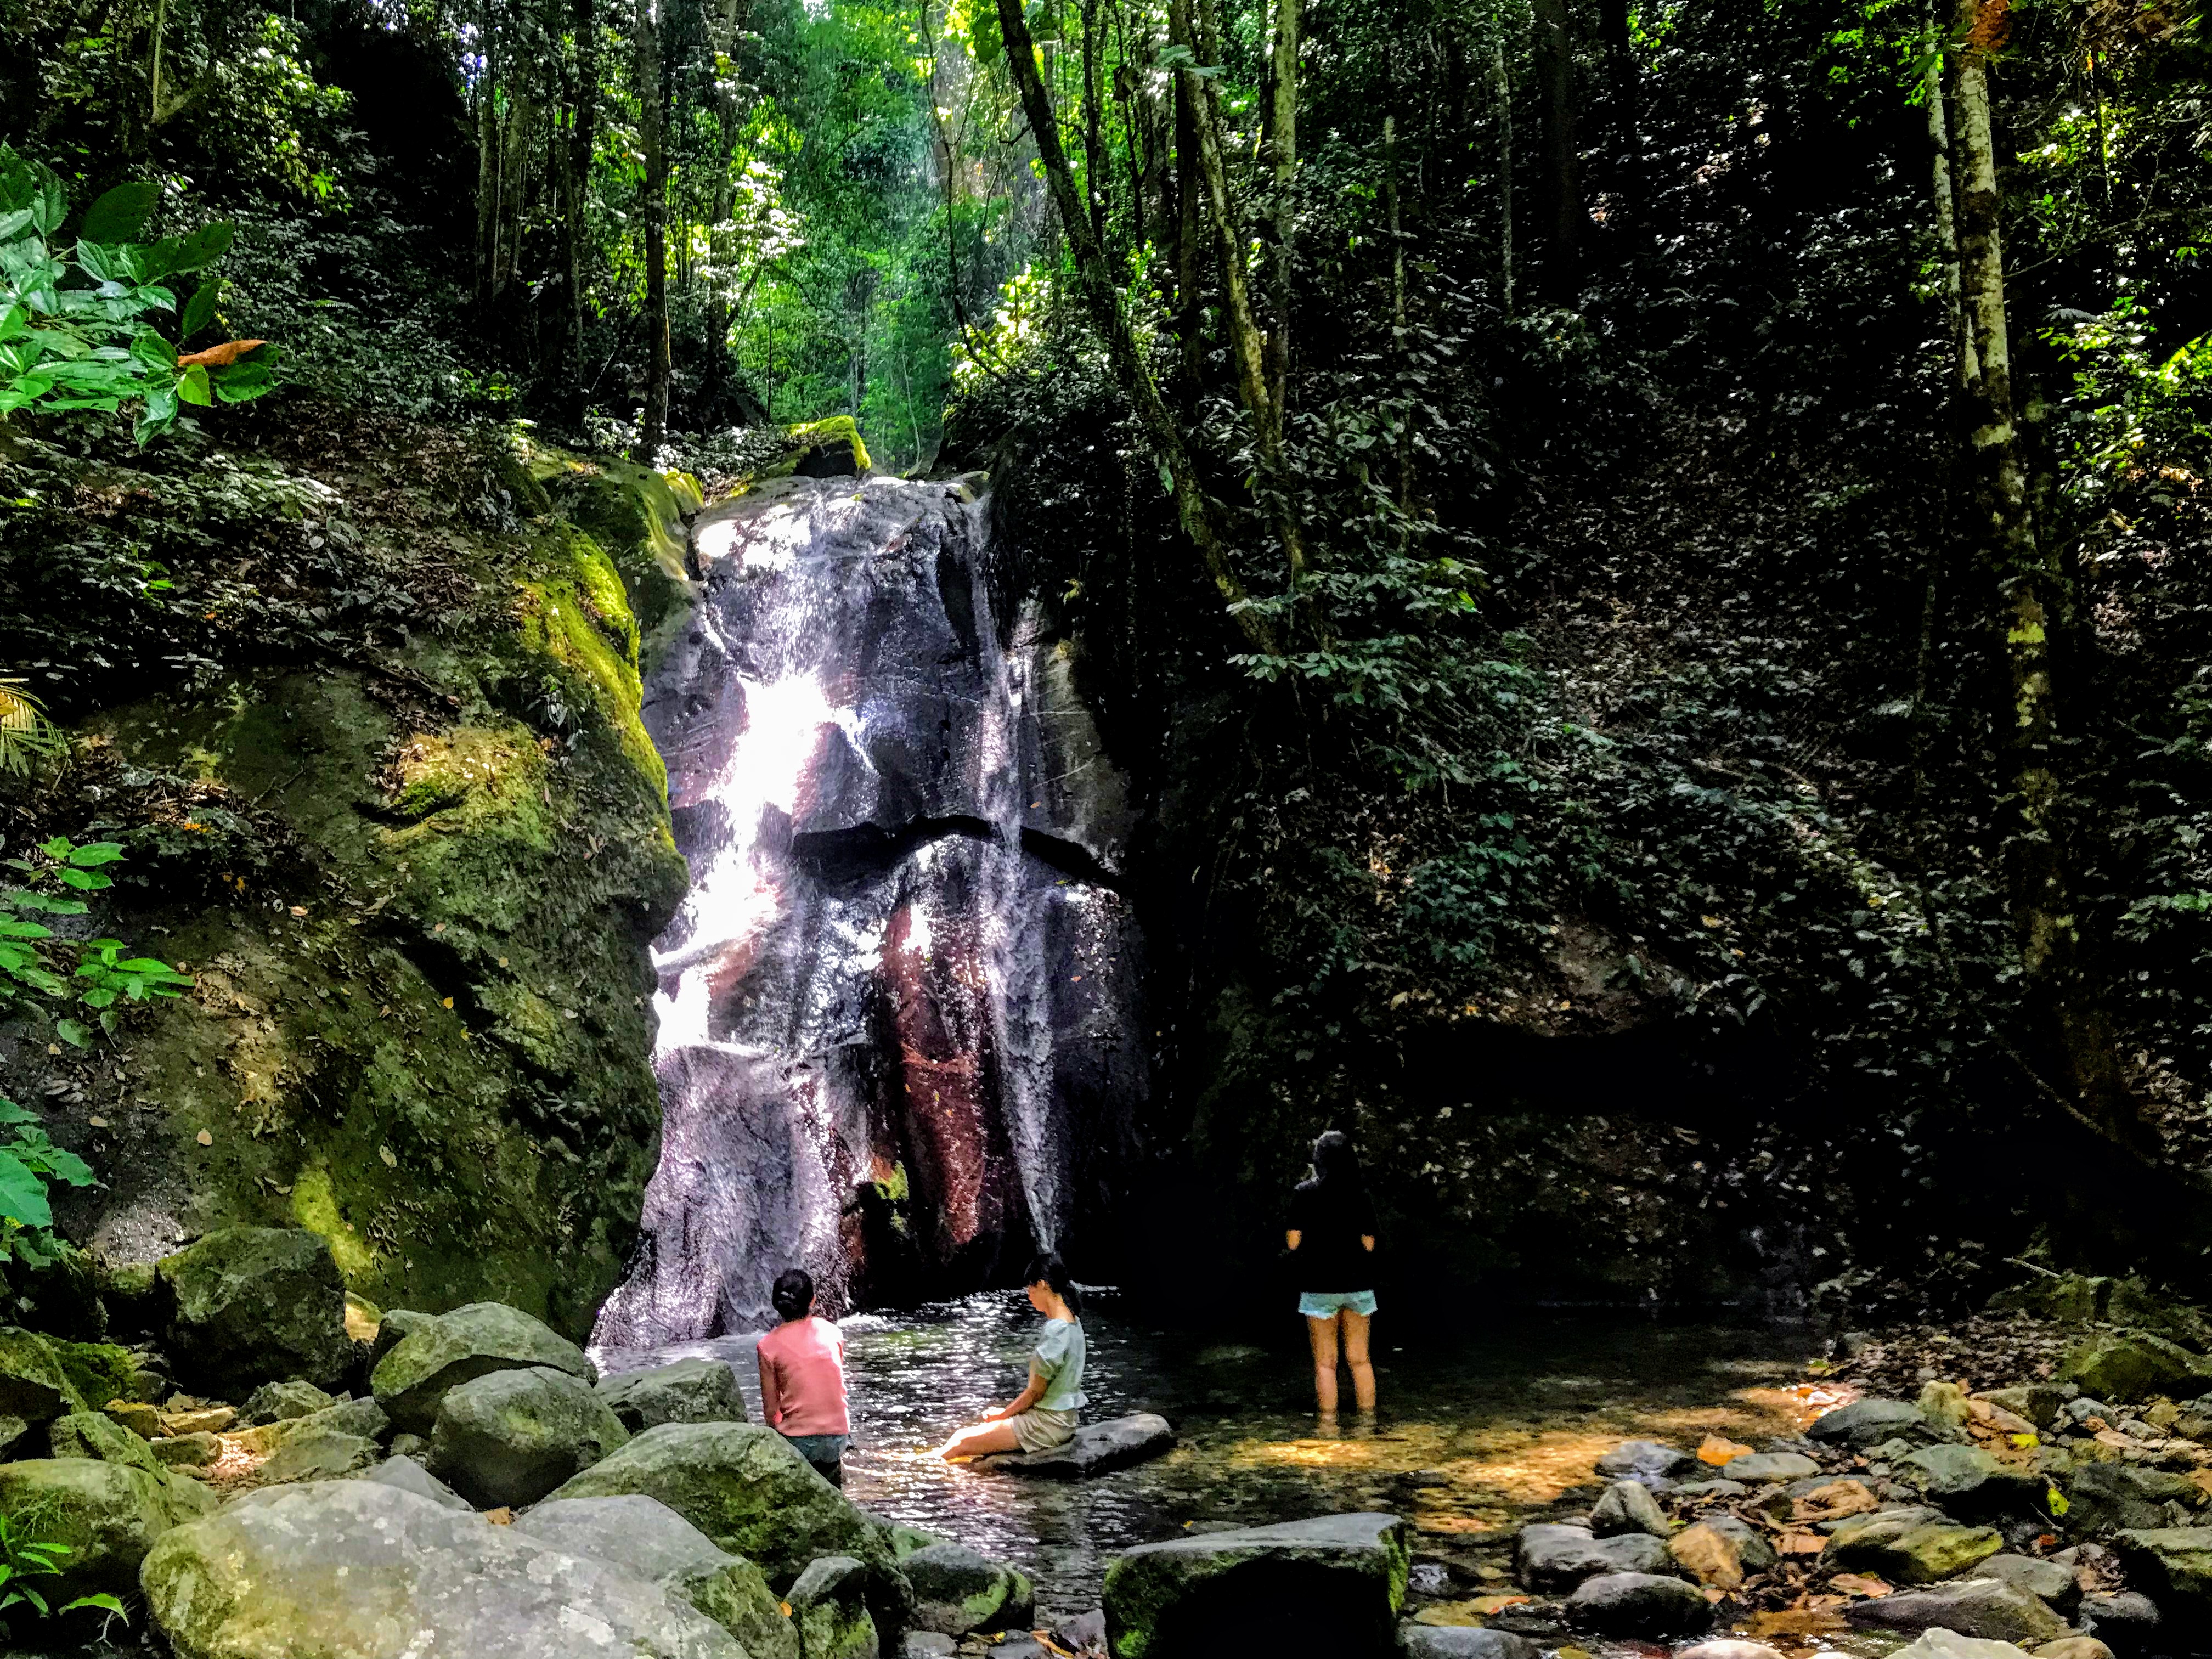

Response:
(1299, 1291), (1378, 1319)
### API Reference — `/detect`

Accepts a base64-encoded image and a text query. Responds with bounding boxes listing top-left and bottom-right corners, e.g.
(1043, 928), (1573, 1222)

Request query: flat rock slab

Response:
(2114, 1526), (2212, 1624)
(1515, 1523), (1670, 1592)
(978, 1413), (1174, 1479)
(142, 1480), (744, 1659)
(1843, 1578), (2069, 1645)
(1104, 1513), (1408, 1659)
(1399, 1627), (1542, 1659)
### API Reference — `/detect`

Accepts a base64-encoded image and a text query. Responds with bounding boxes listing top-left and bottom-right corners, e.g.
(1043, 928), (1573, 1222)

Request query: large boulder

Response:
(1566, 1571), (1711, 1638)
(1822, 1506), (2002, 1584)
(1843, 1578), (2070, 1644)
(427, 1365), (629, 1508)
(0, 1327), (85, 1423)
(241, 1379), (337, 1425)
(257, 1425), (382, 1485)
(1514, 1523), (1671, 1592)
(48, 1409), (166, 1477)
(596, 1359), (748, 1432)
(513, 1494), (799, 1659)
(2058, 1331), (2212, 1403)
(1895, 1444), (2049, 1520)
(2113, 1526), (2212, 1624)
(979, 1412), (1175, 1478)
(788, 1555), (878, 1659)
(360, 1454), (471, 1511)
(371, 1302), (595, 1435)
(157, 1227), (353, 1395)
(540, 1421), (893, 1588)
(0, 1457), (207, 1604)
(1809, 1398), (1950, 1450)
(140, 1480), (744, 1659)
(901, 1541), (1034, 1636)
(1103, 1513), (1409, 1659)
(2065, 1462), (2200, 1533)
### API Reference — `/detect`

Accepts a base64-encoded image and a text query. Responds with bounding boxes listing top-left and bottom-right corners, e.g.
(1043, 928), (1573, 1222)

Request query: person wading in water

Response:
(1286, 1130), (1378, 1417)
(933, 1254), (1087, 1461)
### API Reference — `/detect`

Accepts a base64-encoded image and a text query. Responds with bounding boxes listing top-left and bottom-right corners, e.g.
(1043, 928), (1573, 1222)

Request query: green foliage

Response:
(0, 1500), (127, 1627)
(0, 837), (191, 1049)
(0, 143), (276, 442)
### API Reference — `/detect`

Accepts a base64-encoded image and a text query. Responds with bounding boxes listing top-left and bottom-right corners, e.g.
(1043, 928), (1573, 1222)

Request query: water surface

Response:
(600, 1289), (1827, 1622)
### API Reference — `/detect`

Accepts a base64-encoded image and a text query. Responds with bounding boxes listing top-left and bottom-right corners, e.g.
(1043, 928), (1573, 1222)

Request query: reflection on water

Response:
(597, 1290), (1821, 1621)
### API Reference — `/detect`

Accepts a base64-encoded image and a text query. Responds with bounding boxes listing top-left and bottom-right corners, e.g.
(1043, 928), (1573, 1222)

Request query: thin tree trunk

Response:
(1531, 0), (1578, 301)
(1946, 0), (2141, 1152)
(993, 0), (1276, 654)
(634, 0), (670, 460)
(1173, 66), (1203, 388)
(476, 20), (500, 307)
(1492, 4), (1515, 314)
(1263, 0), (1298, 418)
(571, 0), (599, 365)
(1081, 0), (1108, 245)
(1925, 48), (1972, 394)
(1598, 0), (1633, 215)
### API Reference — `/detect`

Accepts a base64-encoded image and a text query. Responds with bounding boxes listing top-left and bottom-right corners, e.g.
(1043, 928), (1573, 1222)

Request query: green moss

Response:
(52, 1341), (151, 1410)
(788, 416), (872, 473)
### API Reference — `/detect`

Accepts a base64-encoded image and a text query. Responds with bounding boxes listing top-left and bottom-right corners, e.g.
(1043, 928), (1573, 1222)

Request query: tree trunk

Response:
(1263, 0), (1299, 417)
(993, 0), (1275, 654)
(1173, 66), (1203, 388)
(1598, 0), (1633, 213)
(634, 0), (670, 461)
(1493, 4), (1514, 314)
(570, 0), (598, 366)
(1531, 0), (1578, 301)
(476, 20), (500, 308)
(1945, 0), (2141, 1152)
(1081, 0), (1108, 245)
(1924, 48), (1972, 395)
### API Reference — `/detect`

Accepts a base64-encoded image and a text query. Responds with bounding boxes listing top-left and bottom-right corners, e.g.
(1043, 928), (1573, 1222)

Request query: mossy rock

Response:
(48, 1409), (167, 1477)
(372, 1301), (594, 1435)
(0, 1457), (204, 1604)
(757, 416), (872, 482)
(0, 1327), (87, 1423)
(425, 1364), (628, 1508)
(2059, 1330), (2212, 1403)
(53, 1340), (160, 1411)
(787, 1555), (877, 1659)
(903, 1541), (1034, 1636)
(159, 1226), (353, 1396)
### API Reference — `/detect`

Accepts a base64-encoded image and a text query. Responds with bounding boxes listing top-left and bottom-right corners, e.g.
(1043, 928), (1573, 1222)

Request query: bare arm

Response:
(757, 1348), (782, 1430)
(985, 1362), (1048, 1421)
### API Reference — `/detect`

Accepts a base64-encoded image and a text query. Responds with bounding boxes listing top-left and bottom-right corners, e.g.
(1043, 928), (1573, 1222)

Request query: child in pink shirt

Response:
(757, 1268), (851, 1486)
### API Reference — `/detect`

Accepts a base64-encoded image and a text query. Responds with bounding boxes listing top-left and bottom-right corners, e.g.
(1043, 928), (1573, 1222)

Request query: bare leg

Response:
(935, 1419), (1024, 1460)
(1341, 1308), (1376, 1412)
(1306, 1313), (1340, 1414)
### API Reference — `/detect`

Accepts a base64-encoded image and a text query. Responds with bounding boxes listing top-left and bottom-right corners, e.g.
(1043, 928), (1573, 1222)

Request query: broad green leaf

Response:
(30, 1145), (92, 1186)
(56, 868), (113, 890)
(169, 222), (235, 273)
(79, 180), (160, 244)
(66, 842), (123, 866)
(0, 1151), (52, 1227)
(178, 362), (212, 406)
(61, 1593), (126, 1618)
(180, 277), (220, 339)
(52, 1018), (89, 1049)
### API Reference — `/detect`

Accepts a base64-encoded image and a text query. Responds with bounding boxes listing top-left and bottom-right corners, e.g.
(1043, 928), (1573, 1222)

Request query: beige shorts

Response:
(1008, 1407), (1079, 1453)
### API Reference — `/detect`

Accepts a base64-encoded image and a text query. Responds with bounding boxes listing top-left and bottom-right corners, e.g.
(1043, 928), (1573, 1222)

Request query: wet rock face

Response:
(597, 477), (1147, 1342)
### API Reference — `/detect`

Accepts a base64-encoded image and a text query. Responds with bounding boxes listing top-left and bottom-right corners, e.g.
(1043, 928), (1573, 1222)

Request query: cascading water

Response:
(593, 472), (1148, 1345)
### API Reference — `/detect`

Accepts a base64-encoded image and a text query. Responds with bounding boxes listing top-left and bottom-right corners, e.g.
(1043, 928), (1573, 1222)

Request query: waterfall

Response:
(592, 473), (1147, 1344)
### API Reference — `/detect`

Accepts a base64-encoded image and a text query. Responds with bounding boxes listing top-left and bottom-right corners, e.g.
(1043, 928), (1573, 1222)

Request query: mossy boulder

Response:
(58, 431), (687, 1341)
(513, 1494), (800, 1659)
(595, 1359), (748, 1432)
(540, 1421), (895, 1590)
(53, 1340), (159, 1412)
(241, 1378), (337, 1424)
(1103, 1514), (1410, 1659)
(48, 1410), (167, 1477)
(140, 1481), (746, 1659)
(0, 1457), (207, 1604)
(1821, 1507), (2003, 1584)
(786, 1555), (876, 1659)
(158, 1226), (353, 1395)
(426, 1364), (628, 1508)
(372, 1301), (594, 1435)
(0, 1326), (86, 1423)
(2059, 1330), (2212, 1403)
(903, 1541), (1035, 1636)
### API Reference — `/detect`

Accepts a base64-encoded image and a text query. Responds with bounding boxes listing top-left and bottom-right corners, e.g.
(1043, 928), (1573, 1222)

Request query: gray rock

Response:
(1809, 1397), (1956, 1449)
(151, 1431), (222, 1468)
(1565, 1571), (1710, 1638)
(1976, 1551), (2079, 1612)
(1667, 1514), (1776, 1587)
(978, 1412), (1175, 1478)
(140, 1480), (744, 1658)
(1979, 1385), (2066, 1430)
(512, 1493), (799, 1659)
(2059, 1331), (2212, 1403)
(1053, 1609), (1106, 1650)
(1844, 1578), (2070, 1644)
(1103, 1513), (1409, 1658)
(1821, 1506), (2002, 1584)
(1589, 1479), (1671, 1538)
(257, 1426), (381, 1484)
(1675, 1644), (1788, 1659)
(1593, 1440), (1696, 1483)
(2112, 1526), (2212, 1624)
(1894, 1635), (2055, 1659)
(541, 1421), (895, 1589)
(1895, 1444), (2048, 1519)
(1515, 1522), (1669, 1592)
(1398, 1628), (1541, 1659)
(370, 1308), (435, 1367)
(901, 1541), (1034, 1636)
(0, 1328), (80, 1424)
(427, 1364), (629, 1508)
(2065, 1397), (2114, 1425)
(789, 1555), (878, 1659)
(48, 1409), (165, 1477)
(596, 1359), (748, 1432)
(240, 1379), (337, 1425)
(371, 1302), (595, 1435)
(1720, 1451), (1820, 1483)
(901, 1638), (956, 1659)
(157, 1227), (353, 1396)
(2065, 1462), (2199, 1533)
(1672, 1479), (1747, 1499)
(2079, 1590), (2161, 1645)
(361, 1454), (471, 1510)
(2032, 1640), (2114, 1659)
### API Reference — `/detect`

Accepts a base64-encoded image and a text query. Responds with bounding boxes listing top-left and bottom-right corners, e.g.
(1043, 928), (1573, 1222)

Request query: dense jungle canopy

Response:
(4, 0), (2212, 1331)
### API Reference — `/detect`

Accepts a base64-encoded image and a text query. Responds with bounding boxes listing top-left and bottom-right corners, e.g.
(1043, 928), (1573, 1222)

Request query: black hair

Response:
(1311, 1130), (1367, 1194)
(771, 1267), (815, 1322)
(1025, 1251), (1083, 1319)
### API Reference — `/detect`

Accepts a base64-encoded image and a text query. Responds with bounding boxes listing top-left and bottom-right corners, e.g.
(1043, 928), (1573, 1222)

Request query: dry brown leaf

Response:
(1747, 1608), (1848, 1639)
(483, 1507), (514, 1525)
(1791, 1479), (1878, 1522)
(1776, 1529), (1826, 1555)
(1829, 1572), (1892, 1598)
(1699, 1433), (1756, 1466)
(1701, 1585), (1728, 1603)
(1467, 1595), (1531, 1615)
(2094, 1429), (2134, 1449)
(176, 338), (268, 368)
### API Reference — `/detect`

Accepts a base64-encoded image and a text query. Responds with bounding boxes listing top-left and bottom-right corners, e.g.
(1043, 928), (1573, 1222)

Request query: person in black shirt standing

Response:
(1285, 1130), (1378, 1416)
